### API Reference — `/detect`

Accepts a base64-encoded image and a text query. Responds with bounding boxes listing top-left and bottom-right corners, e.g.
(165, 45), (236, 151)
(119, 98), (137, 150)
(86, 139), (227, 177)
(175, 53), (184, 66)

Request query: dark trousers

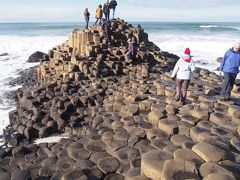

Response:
(220, 72), (237, 98)
(175, 79), (190, 104)
(85, 19), (89, 29)
(104, 12), (110, 21)
(112, 8), (116, 19)
(95, 18), (101, 24)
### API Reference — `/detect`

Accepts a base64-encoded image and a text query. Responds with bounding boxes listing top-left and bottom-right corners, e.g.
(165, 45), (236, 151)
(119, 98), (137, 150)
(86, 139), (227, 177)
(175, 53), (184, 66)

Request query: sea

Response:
(0, 21), (240, 135)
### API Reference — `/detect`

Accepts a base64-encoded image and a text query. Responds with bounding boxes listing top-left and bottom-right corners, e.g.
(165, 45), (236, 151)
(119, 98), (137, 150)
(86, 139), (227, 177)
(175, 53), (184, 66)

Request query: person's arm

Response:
(220, 50), (229, 71)
(191, 60), (196, 72)
(171, 60), (180, 78)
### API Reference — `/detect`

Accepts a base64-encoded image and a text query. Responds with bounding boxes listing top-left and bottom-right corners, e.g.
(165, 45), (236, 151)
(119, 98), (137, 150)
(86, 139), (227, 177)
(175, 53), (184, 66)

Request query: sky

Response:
(0, 0), (240, 22)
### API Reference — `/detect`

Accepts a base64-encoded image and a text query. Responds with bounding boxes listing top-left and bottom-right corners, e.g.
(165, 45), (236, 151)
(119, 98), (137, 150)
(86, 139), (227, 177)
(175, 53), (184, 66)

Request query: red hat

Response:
(184, 48), (190, 55)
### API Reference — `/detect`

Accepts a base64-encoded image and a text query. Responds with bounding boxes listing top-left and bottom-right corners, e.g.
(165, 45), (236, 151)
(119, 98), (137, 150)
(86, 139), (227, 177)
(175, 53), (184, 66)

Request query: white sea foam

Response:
(199, 25), (219, 29)
(0, 35), (66, 135)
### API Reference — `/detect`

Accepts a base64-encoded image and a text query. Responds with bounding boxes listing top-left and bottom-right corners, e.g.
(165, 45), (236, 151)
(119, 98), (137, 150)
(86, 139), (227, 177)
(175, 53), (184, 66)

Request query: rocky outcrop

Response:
(1, 19), (240, 180)
(28, 51), (48, 63)
(0, 53), (9, 56)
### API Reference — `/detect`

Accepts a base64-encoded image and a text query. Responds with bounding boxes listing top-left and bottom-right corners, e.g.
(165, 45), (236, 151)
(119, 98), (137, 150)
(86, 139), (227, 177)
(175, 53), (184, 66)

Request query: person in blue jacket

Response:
(220, 42), (240, 100)
(109, 0), (117, 19)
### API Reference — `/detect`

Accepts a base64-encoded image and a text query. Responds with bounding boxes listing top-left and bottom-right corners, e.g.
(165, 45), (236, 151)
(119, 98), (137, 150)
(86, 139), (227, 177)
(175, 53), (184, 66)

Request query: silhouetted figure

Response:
(109, 0), (118, 19)
(95, 5), (103, 24)
(84, 8), (90, 29)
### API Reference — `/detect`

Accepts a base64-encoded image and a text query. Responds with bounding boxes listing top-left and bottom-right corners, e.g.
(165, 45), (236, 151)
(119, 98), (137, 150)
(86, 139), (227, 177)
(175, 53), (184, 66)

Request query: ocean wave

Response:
(199, 24), (240, 31)
(199, 25), (218, 28)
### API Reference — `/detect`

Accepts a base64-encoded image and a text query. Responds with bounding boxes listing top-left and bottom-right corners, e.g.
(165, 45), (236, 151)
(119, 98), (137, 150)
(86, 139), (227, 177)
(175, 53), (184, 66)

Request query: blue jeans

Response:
(220, 72), (237, 98)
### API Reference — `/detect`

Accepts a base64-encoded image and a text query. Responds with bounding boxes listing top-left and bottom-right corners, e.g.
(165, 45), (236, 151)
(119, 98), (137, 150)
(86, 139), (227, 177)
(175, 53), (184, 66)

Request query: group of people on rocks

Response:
(171, 42), (240, 105)
(83, 0), (118, 29)
(83, 2), (240, 106)
(83, 0), (137, 59)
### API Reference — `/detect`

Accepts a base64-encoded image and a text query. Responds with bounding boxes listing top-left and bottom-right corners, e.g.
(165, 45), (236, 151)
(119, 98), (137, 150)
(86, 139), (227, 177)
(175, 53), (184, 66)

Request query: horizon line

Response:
(1, 20), (240, 24)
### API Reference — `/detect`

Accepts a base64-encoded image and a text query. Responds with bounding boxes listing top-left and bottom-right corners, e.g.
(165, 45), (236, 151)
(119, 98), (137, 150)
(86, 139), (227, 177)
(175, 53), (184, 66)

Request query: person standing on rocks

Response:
(109, 0), (118, 19)
(84, 8), (90, 29)
(171, 48), (195, 105)
(95, 5), (103, 24)
(220, 42), (240, 100)
(103, 1), (110, 21)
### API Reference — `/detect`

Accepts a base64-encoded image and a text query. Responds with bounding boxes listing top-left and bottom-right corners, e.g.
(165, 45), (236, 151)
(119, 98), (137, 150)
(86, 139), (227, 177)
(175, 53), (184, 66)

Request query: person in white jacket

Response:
(171, 48), (195, 105)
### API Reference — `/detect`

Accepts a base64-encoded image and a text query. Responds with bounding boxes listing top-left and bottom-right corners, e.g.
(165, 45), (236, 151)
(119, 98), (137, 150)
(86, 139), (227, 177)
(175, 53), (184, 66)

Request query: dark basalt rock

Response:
(217, 57), (223, 63)
(27, 51), (47, 63)
(0, 53), (9, 56)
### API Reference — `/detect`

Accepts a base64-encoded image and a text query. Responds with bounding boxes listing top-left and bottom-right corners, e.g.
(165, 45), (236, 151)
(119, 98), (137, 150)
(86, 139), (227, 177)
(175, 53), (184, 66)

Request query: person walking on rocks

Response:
(109, 0), (118, 19)
(103, 1), (110, 21)
(220, 42), (240, 100)
(171, 48), (195, 105)
(95, 5), (103, 24)
(84, 8), (90, 29)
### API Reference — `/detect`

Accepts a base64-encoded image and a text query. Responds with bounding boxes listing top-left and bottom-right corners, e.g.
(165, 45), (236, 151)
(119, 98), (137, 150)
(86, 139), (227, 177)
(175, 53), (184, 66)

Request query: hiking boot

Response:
(175, 95), (180, 101)
(225, 94), (230, 100)
(219, 95), (226, 100)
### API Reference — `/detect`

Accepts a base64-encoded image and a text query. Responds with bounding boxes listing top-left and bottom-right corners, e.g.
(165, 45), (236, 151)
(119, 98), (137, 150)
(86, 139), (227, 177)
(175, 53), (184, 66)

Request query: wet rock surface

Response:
(1, 19), (240, 179)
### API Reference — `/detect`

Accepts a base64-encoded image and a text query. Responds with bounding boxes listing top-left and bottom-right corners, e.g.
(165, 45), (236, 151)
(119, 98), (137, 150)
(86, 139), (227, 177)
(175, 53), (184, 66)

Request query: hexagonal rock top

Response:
(141, 150), (173, 180)
(161, 159), (200, 180)
(192, 142), (225, 162)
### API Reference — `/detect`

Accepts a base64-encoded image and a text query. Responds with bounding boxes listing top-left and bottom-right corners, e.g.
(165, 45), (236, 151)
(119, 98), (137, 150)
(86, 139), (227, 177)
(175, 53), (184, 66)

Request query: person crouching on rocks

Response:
(171, 48), (196, 105)
(84, 8), (90, 29)
(102, 18), (111, 44)
(125, 38), (136, 61)
(95, 5), (103, 25)
(220, 42), (240, 100)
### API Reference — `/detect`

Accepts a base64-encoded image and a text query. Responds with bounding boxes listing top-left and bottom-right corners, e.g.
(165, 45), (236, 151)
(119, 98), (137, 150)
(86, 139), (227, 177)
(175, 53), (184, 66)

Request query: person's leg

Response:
(225, 73), (237, 99)
(113, 8), (115, 19)
(86, 19), (89, 29)
(125, 50), (130, 56)
(220, 72), (230, 97)
(181, 80), (190, 105)
(175, 79), (183, 101)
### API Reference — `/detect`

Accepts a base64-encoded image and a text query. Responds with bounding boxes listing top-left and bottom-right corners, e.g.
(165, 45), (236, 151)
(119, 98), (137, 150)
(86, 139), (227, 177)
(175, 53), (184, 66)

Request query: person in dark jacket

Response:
(220, 42), (240, 100)
(84, 8), (90, 29)
(103, 1), (110, 21)
(109, 0), (117, 19)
